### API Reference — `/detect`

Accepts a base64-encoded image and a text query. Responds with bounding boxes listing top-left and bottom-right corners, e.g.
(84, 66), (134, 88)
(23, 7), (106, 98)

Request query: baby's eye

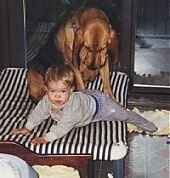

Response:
(61, 89), (67, 93)
(49, 89), (55, 93)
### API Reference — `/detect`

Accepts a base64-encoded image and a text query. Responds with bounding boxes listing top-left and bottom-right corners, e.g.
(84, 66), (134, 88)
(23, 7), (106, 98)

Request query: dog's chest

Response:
(80, 65), (99, 82)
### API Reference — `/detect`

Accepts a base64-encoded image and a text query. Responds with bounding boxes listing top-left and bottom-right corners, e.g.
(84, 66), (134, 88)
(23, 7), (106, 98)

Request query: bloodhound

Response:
(55, 7), (119, 101)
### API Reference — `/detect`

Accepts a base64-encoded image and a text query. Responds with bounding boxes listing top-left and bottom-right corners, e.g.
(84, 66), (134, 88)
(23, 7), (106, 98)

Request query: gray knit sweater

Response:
(26, 92), (96, 141)
(26, 89), (157, 141)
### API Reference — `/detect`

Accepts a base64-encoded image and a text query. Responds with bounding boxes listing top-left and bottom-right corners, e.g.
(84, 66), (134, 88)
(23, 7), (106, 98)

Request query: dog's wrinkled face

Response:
(79, 19), (111, 70)
(79, 46), (108, 70)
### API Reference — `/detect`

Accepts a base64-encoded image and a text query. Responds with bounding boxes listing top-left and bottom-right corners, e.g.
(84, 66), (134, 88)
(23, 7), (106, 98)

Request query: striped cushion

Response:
(0, 68), (129, 160)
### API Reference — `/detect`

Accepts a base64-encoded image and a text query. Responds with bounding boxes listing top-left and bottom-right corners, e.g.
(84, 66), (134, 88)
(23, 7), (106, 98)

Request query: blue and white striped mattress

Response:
(0, 68), (129, 160)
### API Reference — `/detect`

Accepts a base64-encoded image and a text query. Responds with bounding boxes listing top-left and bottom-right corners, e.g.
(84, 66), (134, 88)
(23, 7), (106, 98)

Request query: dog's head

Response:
(74, 18), (116, 70)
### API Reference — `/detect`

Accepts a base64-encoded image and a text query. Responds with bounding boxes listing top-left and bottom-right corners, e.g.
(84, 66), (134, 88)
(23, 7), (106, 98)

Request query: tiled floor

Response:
(93, 133), (169, 178)
(125, 133), (169, 178)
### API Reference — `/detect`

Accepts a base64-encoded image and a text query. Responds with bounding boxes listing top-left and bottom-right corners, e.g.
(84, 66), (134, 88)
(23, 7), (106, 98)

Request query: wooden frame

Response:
(0, 67), (129, 178)
(0, 141), (93, 178)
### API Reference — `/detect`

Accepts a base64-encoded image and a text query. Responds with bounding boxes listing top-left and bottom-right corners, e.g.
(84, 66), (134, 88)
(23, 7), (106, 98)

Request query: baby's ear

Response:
(71, 86), (75, 92)
(44, 85), (48, 91)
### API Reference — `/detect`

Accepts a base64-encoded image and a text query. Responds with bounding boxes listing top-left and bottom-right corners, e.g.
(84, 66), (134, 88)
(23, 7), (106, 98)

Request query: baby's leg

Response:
(103, 98), (158, 133)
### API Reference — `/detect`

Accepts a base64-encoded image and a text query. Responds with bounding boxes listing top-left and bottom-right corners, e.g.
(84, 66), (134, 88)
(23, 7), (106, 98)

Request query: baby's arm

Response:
(28, 117), (76, 145)
(11, 128), (49, 145)
(11, 127), (30, 135)
(11, 96), (50, 136)
(31, 135), (49, 145)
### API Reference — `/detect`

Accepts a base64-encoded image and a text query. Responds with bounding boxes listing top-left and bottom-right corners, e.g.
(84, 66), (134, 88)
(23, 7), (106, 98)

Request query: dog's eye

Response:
(97, 46), (107, 51)
(84, 45), (106, 52)
(84, 45), (92, 51)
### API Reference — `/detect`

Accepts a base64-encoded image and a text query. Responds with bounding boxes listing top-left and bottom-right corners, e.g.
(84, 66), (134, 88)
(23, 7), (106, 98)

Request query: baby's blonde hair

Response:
(45, 64), (76, 88)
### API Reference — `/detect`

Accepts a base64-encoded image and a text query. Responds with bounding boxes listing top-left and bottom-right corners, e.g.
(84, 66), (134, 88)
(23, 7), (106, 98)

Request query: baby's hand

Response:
(11, 127), (30, 135)
(31, 136), (49, 145)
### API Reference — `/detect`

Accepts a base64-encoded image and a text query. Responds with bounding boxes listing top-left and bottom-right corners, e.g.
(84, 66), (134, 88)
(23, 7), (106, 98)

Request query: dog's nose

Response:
(87, 59), (98, 70)
(88, 64), (96, 70)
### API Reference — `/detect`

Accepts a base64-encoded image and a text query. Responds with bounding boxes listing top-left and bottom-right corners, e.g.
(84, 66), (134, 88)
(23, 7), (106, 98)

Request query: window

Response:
(0, 0), (169, 108)
(130, 0), (170, 94)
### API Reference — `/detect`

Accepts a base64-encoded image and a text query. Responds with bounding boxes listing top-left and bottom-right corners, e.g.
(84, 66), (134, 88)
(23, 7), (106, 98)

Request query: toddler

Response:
(11, 64), (157, 145)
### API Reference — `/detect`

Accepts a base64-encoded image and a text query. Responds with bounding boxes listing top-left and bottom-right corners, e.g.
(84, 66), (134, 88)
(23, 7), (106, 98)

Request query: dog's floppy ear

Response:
(108, 28), (116, 44)
(107, 28), (119, 64)
(72, 28), (84, 67)
(75, 28), (84, 43)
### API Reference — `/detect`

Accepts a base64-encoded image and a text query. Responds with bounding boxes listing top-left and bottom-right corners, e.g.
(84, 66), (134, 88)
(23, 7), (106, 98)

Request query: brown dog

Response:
(27, 68), (46, 101)
(27, 7), (119, 102)
(55, 7), (119, 100)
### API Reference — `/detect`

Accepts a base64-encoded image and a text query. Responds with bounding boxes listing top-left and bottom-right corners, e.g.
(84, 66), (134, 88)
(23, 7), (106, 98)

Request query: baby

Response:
(11, 64), (157, 145)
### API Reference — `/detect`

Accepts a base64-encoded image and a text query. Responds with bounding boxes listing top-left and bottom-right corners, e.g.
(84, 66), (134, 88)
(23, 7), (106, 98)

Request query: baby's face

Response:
(46, 80), (73, 106)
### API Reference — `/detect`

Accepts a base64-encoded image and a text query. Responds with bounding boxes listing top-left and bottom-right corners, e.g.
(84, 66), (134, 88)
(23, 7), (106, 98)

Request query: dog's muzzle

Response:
(79, 45), (108, 70)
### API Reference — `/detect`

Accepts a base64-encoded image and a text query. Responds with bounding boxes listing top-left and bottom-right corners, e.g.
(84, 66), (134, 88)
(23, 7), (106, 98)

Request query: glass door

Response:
(133, 0), (170, 89)
(24, 0), (130, 71)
